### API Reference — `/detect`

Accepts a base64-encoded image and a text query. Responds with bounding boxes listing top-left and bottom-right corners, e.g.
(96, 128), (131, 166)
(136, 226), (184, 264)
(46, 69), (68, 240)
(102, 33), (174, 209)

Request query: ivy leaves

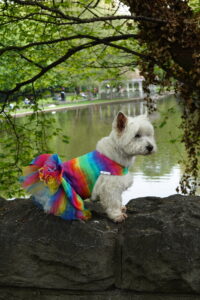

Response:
(124, 0), (200, 194)
(0, 107), (63, 197)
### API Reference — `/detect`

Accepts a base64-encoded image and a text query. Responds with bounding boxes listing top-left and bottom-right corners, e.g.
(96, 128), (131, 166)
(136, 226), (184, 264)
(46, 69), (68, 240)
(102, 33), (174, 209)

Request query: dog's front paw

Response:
(121, 205), (127, 213)
(114, 213), (128, 223)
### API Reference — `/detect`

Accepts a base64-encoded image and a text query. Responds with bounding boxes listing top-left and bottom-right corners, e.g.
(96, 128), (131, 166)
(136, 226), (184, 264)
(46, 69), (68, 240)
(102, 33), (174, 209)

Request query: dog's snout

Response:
(146, 144), (153, 153)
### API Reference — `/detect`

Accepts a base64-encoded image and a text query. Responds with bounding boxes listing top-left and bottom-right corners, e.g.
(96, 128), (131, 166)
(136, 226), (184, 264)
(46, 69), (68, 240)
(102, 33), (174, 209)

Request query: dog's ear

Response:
(116, 111), (127, 133)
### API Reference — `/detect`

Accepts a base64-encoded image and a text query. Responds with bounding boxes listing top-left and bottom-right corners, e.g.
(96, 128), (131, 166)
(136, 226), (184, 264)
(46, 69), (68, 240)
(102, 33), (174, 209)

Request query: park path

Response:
(13, 98), (142, 118)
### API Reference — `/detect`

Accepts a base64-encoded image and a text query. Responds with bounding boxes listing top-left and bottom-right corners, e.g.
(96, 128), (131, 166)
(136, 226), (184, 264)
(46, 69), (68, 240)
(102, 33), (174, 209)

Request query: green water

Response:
(46, 95), (185, 203)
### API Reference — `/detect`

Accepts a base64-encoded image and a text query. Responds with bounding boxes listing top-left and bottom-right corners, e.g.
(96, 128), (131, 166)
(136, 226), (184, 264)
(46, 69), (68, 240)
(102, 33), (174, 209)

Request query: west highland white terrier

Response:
(92, 111), (157, 222)
(21, 111), (156, 223)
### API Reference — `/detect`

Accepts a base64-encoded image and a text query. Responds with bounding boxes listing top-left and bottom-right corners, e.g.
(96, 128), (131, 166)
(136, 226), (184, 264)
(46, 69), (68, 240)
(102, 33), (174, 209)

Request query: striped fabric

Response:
(20, 151), (128, 220)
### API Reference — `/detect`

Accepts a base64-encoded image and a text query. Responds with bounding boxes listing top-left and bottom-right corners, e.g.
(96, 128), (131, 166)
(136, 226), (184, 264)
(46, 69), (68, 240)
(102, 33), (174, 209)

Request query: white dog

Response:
(92, 111), (157, 222)
(21, 111), (156, 223)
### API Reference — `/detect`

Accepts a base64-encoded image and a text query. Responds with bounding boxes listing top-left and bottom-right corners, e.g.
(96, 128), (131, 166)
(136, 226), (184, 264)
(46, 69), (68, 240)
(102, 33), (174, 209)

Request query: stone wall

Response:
(1, 195), (200, 299)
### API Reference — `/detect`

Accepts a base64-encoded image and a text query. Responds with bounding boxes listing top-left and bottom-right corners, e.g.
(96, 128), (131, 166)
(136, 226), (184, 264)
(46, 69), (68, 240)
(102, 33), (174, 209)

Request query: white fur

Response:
(91, 112), (157, 222)
(32, 112), (156, 223)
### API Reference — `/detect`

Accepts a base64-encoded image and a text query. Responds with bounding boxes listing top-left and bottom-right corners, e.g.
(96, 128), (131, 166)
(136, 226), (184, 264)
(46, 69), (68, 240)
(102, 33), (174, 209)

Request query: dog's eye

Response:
(135, 134), (141, 138)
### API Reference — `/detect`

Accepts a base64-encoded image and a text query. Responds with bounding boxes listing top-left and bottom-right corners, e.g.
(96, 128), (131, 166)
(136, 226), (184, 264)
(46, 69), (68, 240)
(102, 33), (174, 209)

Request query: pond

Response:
(48, 95), (185, 204)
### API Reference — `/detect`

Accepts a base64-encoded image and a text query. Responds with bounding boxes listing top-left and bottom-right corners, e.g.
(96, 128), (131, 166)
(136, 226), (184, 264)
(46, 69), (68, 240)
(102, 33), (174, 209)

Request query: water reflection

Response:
(48, 95), (185, 202)
(122, 166), (181, 205)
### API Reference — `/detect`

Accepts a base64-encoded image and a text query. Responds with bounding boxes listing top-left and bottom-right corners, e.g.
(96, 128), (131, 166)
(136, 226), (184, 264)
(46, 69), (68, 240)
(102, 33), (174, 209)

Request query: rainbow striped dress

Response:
(20, 151), (128, 221)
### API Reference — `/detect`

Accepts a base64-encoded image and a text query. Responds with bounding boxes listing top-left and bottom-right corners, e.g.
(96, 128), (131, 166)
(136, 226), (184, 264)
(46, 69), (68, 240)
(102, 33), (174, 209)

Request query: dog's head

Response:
(111, 112), (157, 157)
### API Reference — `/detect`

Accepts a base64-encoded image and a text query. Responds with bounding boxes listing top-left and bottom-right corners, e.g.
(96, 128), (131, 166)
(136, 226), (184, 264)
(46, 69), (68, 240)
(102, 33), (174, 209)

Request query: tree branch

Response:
(19, 53), (44, 69)
(0, 35), (152, 97)
(0, 13), (166, 25)
(0, 33), (139, 56)
(3, 0), (166, 25)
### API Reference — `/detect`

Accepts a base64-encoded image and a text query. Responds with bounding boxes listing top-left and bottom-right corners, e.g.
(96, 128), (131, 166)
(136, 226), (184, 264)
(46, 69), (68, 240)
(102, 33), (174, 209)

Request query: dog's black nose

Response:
(146, 144), (153, 153)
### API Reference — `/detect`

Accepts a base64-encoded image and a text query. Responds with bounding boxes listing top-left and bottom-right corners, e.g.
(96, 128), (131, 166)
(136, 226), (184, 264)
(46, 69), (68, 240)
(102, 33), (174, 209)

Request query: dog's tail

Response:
(19, 154), (91, 221)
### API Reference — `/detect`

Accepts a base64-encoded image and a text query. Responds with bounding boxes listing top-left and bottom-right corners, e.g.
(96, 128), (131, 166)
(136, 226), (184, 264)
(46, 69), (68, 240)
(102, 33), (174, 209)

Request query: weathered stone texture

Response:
(0, 198), (117, 291)
(119, 195), (200, 293)
(1, 195), (200, 299)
